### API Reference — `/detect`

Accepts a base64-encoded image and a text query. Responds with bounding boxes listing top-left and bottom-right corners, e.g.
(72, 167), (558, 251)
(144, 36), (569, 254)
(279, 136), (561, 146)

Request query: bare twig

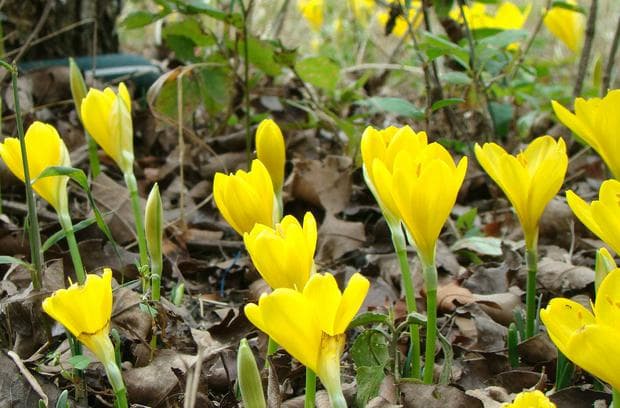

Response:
(573, 0), (598, 97)
(602, 14), (620, 94)
(9, 0), (53, 65)
(7, 350), (48, 406)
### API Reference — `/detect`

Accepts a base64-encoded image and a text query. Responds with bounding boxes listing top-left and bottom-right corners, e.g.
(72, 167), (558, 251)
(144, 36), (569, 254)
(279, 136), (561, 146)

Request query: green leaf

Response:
(489, 101), (514, 138)
(355, 97), (425, 119)
(434, 0), (455, 18)
(55, 390), (69, 408)
(198, 66), (233, 115)
(442, 71), (472, 85)
(241, 38), (282, 77)
(42, 216), (99, 252)
(174, 0), (244, 28)
(348, 312), (390, 328)
(551, 0), (586, 13)
(421, 32), (469, 68)
(162, 19), (213, 61)
(355, 366), (385, 407)
(456, 207), (477, 232)
(295, 56), (340, 91)
(0, 255), (32, 269)
(431, 97), (464, 111)
(350, 330), (389, 368)
(477, 29), (527, 49)
(68, 355), (92, 370)
(151, 69), (203, 123)
(451, 236), (503, 256)
(121, 11), (167, 29)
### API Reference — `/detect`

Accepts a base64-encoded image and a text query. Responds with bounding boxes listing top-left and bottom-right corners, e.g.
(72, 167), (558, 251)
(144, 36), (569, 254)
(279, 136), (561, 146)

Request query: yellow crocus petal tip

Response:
(256, 119), (285, 193)
(502, 390), (556, 408)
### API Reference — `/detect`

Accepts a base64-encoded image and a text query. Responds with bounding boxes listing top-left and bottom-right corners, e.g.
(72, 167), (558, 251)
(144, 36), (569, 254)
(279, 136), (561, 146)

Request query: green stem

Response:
(124, 171), (149, 281)
(613, 388), (620, 408)
(58, 209), (86, 284)
(151, 262), (162, 302)
(104, 361), (128, 408)
(422, 261), (438, 384)
(8, 64), (43, 289)
(525, 247), (538, 339)
(304, 368), (316, 408)
(389, 224), (420, 379)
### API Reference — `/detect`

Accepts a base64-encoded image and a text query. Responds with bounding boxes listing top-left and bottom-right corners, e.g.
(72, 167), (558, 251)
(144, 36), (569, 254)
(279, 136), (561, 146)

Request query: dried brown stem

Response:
(573, 0), (598, 98)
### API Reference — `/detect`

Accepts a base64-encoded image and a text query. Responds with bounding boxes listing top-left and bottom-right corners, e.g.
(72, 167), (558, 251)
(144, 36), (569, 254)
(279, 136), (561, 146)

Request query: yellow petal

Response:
(0, 122), (70, 211)
(371, 159), (401, 220)
(213, 160), (274, 235)
(539, 297), (595, 355)
(42, 268), (113, 340)
(551, 100), (593, 147)
(544, 3), (584, 52)
(566, 324), (620, 390)
(503, 390), (556, 408)
(594, 268), (620, 326)
(303, 273), (342, 336)
(334, 273), (370, 333)
(251, 288), (322, 372)
(256, 119), (285, 193)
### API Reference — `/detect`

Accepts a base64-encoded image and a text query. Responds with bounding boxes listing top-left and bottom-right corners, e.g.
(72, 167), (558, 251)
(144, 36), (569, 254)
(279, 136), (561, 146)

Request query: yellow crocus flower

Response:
(502, 390), (556, 407)
(566, 179), (620, 254)
(361, 125), (428, 225)
(544, 1), (584, 52)
(540, 268), (620, 390)
(390, 143), (467, 266)
(256, 119), (285, 194)
(0, 121), (71, 212)
(244, 212), (317, 291)
(213, 159), (275, 236)
(298, 0), (324, 31)
(552, 90), (620, 179)
(43, 268), (114, 364)
(81, 83), (133, 174)
(474, 136), (567, 250)
(245, 272), (369, 406)
(42, 268), (127, 402)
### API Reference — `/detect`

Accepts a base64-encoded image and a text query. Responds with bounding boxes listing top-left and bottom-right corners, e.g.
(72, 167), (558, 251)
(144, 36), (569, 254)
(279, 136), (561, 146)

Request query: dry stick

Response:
(177, 70), (187, 231)
(573, 0), (598, 98)
(7, 0), (53, 65)
(602, 14), (620, 95)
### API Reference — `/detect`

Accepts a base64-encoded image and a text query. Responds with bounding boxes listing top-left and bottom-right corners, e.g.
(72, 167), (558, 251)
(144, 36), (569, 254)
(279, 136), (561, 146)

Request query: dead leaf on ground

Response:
(437, 279), (474, 312)
(400, 383), (483, 407)
(454, 304), (508, 352)
(316, 214), (366, 263)
(516, 333), (557, 364)
(0, 350), (61, 407)
(473, 291), (521, 327)
(288, 156), (353, 214)
(124, 349), (196, 407)
(549, 386), (611, 407)
(536, 258), (594, 294)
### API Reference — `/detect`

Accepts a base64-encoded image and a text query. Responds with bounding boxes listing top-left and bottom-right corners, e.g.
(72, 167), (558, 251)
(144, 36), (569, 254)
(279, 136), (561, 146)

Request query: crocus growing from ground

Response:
(245, 272), (369, 408)
(552, 90), (620, 179)
(0, 122), (86, 284)
(540, 267), (620, 391)
(214, 159), (275, 236)
(298, 0), (324, 31)
(244, 212), (317, 291)
(377, 1), (423, 37)
(361, 125), (427, 377)
(42, 269), (128, 408)
(81, 83), (149, 273)
(255, 119), (285, 218)
(391, 141), (468, 383)
(544, 1), (584, 53)
(503, 390), (556, 407)
(475, 136), (567, 338)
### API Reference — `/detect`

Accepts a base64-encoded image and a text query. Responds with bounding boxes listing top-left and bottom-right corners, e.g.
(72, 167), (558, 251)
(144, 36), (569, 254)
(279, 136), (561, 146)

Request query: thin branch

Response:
(573, 0), (598, 98)
(602, 14), (620, 94)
